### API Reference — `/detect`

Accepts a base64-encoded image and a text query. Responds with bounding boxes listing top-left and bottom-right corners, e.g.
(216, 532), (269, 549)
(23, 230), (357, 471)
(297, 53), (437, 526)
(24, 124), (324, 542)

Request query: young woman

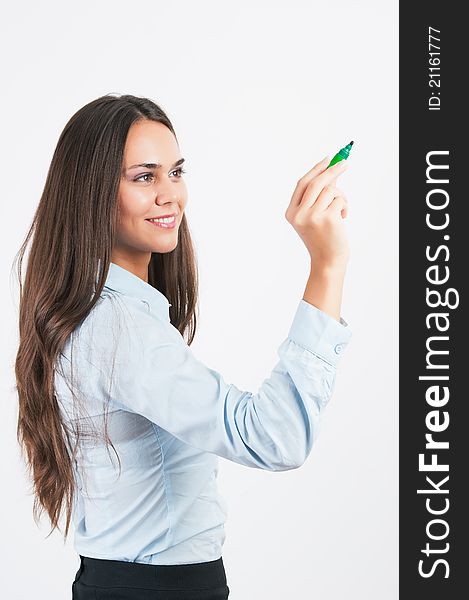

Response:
(14, 93), (352, 599)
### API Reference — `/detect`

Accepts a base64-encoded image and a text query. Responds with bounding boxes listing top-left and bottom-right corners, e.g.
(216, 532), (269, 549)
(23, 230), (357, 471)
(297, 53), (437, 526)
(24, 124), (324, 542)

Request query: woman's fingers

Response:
(296, 183), (348, 223)
(287, 156), (330, 211)
(311, 184), (347, 213)
(285, 156), (349, 227)
(300, 160), (348, 209)
(328, 195), (348, 217)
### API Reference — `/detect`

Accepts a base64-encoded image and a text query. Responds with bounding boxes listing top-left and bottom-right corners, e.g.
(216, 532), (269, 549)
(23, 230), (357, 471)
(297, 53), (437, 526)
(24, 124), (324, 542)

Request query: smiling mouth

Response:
(145, 216), (177, 229)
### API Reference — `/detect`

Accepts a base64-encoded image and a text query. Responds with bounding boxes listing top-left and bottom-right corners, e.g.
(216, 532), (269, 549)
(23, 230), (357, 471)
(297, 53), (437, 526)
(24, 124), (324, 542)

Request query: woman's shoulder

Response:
(57, 288), (181, 379)
(80, 288), (151, 330)
(78, 288), (178, 353)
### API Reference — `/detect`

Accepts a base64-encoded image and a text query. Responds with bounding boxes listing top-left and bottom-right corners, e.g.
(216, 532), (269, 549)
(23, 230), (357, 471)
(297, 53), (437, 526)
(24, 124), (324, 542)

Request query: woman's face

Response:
(113, 119), (188, 269)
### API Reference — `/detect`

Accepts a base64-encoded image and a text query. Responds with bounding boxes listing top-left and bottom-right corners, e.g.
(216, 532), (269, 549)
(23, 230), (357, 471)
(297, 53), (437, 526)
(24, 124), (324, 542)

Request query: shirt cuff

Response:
(286, 299), (353, 367)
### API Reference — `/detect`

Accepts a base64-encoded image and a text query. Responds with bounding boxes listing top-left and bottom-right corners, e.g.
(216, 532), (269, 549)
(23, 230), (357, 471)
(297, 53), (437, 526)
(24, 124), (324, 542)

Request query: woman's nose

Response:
(155, 192), (179, 203)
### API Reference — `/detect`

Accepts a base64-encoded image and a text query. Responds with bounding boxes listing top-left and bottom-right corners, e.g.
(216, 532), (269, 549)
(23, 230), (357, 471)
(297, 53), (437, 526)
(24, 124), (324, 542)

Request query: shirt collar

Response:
(102, 261), (172, 321)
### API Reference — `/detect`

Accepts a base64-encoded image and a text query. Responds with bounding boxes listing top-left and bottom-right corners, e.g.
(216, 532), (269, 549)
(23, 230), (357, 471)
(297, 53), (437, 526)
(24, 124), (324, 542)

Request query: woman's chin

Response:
(150, 240), (178, 254)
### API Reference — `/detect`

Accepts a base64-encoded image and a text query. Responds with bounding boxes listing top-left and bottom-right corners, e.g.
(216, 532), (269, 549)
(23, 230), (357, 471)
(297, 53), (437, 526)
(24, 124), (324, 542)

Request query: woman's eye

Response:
(135, 173), (154, 183)
(134, 168), (186, 183)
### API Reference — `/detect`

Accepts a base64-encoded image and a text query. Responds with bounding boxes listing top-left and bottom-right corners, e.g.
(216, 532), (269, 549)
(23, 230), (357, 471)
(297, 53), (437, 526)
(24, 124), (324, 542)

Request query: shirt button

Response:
(334, 343), (344, 354)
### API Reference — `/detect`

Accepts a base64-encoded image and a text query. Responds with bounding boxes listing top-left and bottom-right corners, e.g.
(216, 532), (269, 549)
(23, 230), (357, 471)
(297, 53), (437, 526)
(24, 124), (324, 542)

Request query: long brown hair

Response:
(13, 93), (199, 540)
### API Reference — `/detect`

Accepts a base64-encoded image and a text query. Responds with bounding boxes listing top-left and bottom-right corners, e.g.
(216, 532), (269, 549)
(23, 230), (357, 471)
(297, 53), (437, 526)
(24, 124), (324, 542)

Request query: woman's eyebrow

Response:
(126, 158), (185, 171)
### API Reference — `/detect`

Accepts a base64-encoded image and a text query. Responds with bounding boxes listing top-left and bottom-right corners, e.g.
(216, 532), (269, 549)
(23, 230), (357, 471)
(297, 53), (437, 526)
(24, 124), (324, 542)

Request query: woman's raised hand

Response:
(285, 156), (350, 269)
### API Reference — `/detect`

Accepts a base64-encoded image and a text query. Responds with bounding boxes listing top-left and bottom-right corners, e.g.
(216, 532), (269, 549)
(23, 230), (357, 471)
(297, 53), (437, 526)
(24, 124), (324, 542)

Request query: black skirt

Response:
(72, 554), (230, 599)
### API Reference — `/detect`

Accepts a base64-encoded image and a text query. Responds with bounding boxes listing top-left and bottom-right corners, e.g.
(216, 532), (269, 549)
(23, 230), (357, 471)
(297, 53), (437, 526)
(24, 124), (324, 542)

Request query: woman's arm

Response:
(55, 293), (351, 473)
(303, 261), (347, 322)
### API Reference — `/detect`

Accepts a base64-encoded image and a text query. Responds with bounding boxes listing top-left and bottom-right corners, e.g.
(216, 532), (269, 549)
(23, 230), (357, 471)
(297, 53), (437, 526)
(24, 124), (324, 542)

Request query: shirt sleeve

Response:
(64, 296), (352, 472)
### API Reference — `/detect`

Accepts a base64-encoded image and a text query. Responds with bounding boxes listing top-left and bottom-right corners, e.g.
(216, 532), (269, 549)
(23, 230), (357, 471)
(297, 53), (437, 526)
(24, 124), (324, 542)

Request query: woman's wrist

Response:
(302, 260), (347, 322)
(309, 257), (349, 275)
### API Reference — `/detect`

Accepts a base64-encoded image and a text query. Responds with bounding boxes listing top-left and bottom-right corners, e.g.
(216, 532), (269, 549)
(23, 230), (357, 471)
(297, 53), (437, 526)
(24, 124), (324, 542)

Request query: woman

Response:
(14, 93), (352, 599)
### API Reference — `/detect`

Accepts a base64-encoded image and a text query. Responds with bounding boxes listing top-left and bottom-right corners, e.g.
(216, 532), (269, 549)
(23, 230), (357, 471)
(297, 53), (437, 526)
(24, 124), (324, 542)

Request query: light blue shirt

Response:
(54, 261), (352, 565)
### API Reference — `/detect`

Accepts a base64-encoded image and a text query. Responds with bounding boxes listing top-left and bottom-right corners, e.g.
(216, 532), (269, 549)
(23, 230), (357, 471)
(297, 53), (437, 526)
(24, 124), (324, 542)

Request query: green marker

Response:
(327, 140), (354, 168)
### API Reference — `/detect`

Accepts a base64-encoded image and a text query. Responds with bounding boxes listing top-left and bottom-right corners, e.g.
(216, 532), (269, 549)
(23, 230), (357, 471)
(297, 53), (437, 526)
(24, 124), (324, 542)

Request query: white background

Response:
(1, 1), (398, 598)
